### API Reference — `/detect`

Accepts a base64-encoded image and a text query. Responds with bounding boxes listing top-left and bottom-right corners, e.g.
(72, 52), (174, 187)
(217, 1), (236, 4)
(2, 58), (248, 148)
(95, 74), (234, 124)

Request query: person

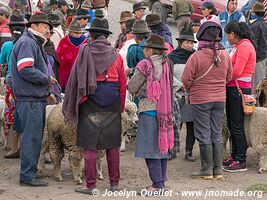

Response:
(168, 27), (197, 162)
(199, 1), (220, 24)
(53, 0), (68, 33)
(0, 7), (12, 52)
(132, 2), (146, 20)
(126, 20), (150, 76)
(63, 18), (126, 195)
(57, 21), (87, 92)
(46, 0), (58, 14)
(241, 0), (264, 21)
(119, 18), (136, 71)
(81, 0), (94, 29)
(172, 0), (194, 37)
(10, 11), (58, 187)
(114, 11), (133, 50)
(0, 11), (25, 159)
(249, 2), (267, 92)
(146, 13), (173, 47)
(128, 34), (174, 192)
(223, 21), (256, 173)
(219, 0), (246, 53)
(76, 8), (90, 37)
(191, 19), (200, 49)
(47, 13), (64, 49)
(181, 21), (232, 179)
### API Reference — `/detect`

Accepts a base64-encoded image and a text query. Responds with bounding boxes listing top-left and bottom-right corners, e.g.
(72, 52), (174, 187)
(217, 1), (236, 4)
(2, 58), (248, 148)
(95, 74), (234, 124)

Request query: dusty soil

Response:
(1, 128), (267, 200)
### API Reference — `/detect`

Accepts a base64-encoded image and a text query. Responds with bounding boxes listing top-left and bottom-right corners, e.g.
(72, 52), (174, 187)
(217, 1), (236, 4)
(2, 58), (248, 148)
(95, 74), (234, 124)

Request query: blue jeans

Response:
(13, 101), (46, 181)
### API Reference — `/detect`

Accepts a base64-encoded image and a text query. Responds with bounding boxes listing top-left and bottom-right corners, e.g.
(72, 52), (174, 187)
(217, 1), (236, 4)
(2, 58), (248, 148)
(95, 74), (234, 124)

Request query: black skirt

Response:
(77, 97), (121, 150)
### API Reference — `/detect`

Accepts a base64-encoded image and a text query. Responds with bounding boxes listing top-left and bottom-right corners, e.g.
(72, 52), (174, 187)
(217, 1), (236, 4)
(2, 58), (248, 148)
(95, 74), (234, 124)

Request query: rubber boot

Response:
(191, 144), (213, 180)
(213, 143), (223, 179)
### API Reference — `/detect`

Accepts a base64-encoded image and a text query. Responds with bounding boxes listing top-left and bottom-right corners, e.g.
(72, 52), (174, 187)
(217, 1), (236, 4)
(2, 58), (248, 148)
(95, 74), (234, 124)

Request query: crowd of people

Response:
(0, 0), (267, 195)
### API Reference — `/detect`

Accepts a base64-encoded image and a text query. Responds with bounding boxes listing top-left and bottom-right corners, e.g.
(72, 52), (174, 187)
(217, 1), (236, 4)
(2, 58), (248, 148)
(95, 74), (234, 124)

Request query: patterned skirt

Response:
(4, 83), (16, 130)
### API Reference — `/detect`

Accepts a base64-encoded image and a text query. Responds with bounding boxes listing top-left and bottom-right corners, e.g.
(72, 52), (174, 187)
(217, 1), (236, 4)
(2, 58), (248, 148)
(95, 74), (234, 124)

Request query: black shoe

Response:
(109, 185), (120, 192)
(75, 187), (96, 195)
(20, 178), (48, 187)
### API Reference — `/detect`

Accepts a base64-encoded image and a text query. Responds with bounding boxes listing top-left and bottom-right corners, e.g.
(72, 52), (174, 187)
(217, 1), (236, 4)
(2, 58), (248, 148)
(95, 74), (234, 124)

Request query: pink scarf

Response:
(137, 57), (174, 154)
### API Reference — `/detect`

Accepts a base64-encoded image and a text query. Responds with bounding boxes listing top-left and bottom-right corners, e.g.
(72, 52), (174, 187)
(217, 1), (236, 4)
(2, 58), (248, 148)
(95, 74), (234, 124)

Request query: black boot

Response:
(191, 144), (213, 180)
(213, 143), (223, 179)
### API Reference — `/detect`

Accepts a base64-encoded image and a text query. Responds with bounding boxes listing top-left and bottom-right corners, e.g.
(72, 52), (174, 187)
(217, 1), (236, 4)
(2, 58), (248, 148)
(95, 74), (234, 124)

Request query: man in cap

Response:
(0, 7), (12, 53)
(132, 2), (146, 20)
(219, 0), (246, 53)
(63, 18), (126, 195)
(114, 11), (133, 50)
(249, 2), (267, 92)
(172, 0), (195, 37)
(53, 0), (68, 33)
(10, 11), (58, 187)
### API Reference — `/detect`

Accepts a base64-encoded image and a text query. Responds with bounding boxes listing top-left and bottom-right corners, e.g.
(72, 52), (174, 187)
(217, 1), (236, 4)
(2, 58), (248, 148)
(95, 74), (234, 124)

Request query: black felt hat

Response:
(132, 2), (146, 13)
(26, 11), (53, 30)
(176, 27), (197, 43)
(89, 18), (112, 34)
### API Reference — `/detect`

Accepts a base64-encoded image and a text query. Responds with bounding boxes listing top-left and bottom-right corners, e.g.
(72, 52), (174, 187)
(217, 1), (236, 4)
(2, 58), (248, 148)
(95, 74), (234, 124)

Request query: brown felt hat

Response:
(146, 13), (161, 27)
(26, 11), (53, 30)
(132, 20), (150, 34)
(68, 21), (82, 33)
(143, 34), (167, 50)
(252, 2), (265, 13)
(119, 11), (133, 23)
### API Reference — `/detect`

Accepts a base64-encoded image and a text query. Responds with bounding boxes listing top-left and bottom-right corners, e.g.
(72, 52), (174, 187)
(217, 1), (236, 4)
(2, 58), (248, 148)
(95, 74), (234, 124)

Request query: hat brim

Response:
(119, 17), (133, 23)
(8, 22), (26, 26)
(143, 43), (168, 50)
(192, 22), (201, 26)
(26, 21), (53, 30)
(198, 6), (206, 9)
(89, 27), (113, 34)
(147, 21), (161, 27)
(76, 15), (90, 20)
(176, 37), (197, 43)
(132, 29), (150, 34)
(132, 7), (146, 13)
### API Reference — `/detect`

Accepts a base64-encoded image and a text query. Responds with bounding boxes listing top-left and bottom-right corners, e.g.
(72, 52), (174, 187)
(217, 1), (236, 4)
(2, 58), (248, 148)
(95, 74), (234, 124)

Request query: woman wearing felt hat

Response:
(128, 34), (174, 192)
(0, 10), (26, 160)
(181, 21), (232, 180)
(168, 26), (197, 162)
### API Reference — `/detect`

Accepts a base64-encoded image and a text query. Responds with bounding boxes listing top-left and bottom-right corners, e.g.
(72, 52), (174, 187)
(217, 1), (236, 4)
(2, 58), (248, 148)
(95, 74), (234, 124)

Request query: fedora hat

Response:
(252, 2), (265, 13)
(132, 20), (150, 34)
(119, 11), (133, 23)
(76, 9), (90, 20)
(7, 12), (26, 26)
(132, 2), (146, 13)
(176, 27), (197, 43)
(68, 21), (82, 33)
(47, 13), (60, 26)
(143, 34), (168, 50)
(26, 11), (53, 30)
(146, 13), (161, 27)
(89, 18), (112, 34)
(94, 9), (104, 18)
(125, 18), (135, 33)
(192, 19), (200, 26)
(81, 0), (92, 9)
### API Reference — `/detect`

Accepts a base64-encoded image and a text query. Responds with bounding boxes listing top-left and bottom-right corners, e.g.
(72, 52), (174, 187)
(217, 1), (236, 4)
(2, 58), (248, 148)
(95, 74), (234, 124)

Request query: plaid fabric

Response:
(171, 99), (181, 153)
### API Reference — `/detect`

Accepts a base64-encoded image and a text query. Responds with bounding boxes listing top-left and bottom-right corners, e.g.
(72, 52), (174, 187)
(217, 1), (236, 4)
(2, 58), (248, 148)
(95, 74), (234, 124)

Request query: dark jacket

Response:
(151, 23), (173, 46)
(250, 18), (267, 62)
(10, 30), (50, 102)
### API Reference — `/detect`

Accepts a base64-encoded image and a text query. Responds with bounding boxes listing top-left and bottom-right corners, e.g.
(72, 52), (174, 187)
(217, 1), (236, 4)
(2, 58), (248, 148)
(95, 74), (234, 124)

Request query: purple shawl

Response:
(62, 36), (118, 124)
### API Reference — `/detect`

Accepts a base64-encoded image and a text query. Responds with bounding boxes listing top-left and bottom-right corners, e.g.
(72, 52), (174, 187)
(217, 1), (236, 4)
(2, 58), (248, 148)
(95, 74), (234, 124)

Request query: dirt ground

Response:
(1, 127), (267, 200)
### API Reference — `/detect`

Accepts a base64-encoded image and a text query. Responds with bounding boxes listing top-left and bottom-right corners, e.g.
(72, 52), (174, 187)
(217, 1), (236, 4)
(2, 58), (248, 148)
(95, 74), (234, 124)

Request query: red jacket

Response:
(57, 35), (87, 89)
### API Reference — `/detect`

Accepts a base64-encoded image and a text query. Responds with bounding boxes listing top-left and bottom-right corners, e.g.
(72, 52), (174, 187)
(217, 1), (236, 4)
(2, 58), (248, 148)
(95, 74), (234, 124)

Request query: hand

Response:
(126, 68), (133, 76)
(49, 76), (58, 86)
(47, 94), (57, 105)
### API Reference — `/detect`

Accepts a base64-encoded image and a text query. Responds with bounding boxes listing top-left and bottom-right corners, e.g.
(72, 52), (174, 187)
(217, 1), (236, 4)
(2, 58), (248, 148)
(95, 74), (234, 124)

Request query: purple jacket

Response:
(151, 23), (173, 47)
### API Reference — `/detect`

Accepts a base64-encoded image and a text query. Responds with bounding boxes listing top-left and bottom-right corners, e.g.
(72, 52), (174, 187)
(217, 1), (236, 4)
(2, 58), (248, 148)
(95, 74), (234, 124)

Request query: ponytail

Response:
(224, 21), (257, 49)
